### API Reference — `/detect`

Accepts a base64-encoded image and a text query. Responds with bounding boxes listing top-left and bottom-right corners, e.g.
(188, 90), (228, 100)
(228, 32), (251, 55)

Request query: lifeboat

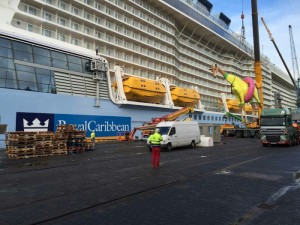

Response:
(226, 99), (253, 114)
(170, 86), (200, 107)
(122, 76), (166, 103)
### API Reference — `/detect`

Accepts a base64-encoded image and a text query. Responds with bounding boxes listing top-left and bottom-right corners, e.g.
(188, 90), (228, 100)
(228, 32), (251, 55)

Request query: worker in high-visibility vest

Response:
(148, 128), (163, 168)
(91, 130), (95, 143)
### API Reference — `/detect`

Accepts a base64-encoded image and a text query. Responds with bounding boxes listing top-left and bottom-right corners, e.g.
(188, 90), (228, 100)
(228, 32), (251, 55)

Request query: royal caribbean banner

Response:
(54, 114), (131, 137)
(16, 112), (131, 137)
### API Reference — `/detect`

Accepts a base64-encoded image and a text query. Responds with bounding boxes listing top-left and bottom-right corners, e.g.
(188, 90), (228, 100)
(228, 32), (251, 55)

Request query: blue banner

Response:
(16, 112), (54, 132)
(54, 114), (131, 137)
(16, 112), (131, 137)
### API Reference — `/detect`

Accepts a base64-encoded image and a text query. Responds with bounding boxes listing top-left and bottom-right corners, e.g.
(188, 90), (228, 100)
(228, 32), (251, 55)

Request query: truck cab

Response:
(260, 108), (299, 146)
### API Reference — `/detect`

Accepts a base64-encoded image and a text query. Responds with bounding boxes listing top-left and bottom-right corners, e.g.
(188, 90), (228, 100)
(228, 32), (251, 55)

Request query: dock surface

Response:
(1, 137), (300, 225)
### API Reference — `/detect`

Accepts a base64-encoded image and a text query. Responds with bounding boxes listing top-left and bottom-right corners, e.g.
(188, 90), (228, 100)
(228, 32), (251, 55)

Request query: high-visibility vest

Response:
(149, 132), (163, 145)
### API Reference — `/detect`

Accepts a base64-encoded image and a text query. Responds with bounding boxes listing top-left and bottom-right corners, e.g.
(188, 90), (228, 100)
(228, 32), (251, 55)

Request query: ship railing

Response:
(162, 0), (253, 55)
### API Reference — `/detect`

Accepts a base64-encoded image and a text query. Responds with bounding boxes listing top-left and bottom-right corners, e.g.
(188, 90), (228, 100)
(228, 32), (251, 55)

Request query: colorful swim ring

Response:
(243, 77), (255, 102)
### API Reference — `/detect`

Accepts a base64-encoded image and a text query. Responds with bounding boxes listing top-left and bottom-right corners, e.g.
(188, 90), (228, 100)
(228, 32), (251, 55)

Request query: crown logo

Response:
(23, 118), (49, 131)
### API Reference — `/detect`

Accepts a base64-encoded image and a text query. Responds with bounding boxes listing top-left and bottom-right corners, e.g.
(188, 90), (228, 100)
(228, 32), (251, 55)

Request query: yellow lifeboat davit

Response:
(170, 86), (200, 107)
(122, 76), (166, 103)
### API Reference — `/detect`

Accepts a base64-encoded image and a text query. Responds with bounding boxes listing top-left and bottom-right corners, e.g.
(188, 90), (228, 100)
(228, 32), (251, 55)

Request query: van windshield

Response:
(157, 126), (171, 135)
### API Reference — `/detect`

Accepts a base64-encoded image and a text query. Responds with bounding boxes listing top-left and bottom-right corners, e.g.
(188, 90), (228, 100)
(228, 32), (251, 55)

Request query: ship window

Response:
(0, 38), (11, 48)
(198, 115), (201, 120)
(28, 6), (37, 16)
(12, 41), (32, 53)
(0, 57), (15, 69)
(0, 79), (16, 88)
(67, 55), (81, 64)
(59, 1), (66, 10)
(36, 68), (51, 76)
(0, 68), (16, 81)
(0, 47), (13, 58)
(18, 81), (37, 91)
(44, 12), (52, 21)
(34, 56), (52, 67)
(15, 64), (35, 73)
(52, 59), (68, 70)
(69, 63), (83, 73)
(194, 115), (197, 120)
(51, 51), (67, 69)
(16, 70), (36, 83)
(33, 47), (51, 66)
(207, 116), (210, 120)
(203, 115), (206, 120)
(33, 47), (50, 57)
(82, 58), (92, 74)
(14, 50), (33, 63)
(51, 51), (67, 61)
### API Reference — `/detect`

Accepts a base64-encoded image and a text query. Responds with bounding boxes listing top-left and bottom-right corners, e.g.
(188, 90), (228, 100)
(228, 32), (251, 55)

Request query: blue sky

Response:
(207, 0), (300, 78)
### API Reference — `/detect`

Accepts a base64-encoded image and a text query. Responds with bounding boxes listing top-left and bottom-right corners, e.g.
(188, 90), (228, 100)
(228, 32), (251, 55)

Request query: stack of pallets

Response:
(35, 132), (54, 157)
(5, 125), (90, 159)
(55, 125), (87, 154)
(6, 132), (54, 159)
(53, 125), (68, 155)
(85, 141), (95, 151)
(67, 130), (86, 154)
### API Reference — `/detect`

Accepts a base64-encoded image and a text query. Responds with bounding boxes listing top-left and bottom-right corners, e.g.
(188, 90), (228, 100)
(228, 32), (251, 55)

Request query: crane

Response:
(125, 106), (194, 141)
(289, 25), (300, 107)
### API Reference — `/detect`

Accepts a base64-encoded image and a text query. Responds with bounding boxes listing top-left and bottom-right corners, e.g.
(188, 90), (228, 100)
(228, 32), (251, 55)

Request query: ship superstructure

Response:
(0, 0), (297, 146)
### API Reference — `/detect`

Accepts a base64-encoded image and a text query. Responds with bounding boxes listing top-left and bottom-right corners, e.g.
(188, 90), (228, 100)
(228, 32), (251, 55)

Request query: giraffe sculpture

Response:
(210, 64), (261, 123)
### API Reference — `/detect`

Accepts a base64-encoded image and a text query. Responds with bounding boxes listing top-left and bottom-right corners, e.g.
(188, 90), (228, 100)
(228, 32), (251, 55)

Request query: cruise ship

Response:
(0, 0), (296, 146)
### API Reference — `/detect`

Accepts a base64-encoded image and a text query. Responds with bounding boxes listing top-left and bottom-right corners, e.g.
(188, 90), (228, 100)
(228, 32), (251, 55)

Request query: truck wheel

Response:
(255, 130), (260, 138)
(296, 137), (300, 146)
(244, 130), (250, 138)
(166, 143), (172, 151)
(191, 141), (196, 148)
(235, 130), (243, 138)
(223, 130), (229, 137)
(262, 143), (268, 147)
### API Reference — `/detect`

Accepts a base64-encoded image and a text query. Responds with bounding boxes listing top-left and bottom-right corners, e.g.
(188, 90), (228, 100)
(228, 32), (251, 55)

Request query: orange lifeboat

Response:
(122, 76), (166, 103)
(170, 86), (200, 107)
(226, 99), (253, 114)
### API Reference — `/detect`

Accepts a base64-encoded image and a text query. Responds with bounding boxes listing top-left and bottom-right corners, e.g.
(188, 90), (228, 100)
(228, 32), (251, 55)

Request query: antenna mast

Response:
(240, 0), (245, 44)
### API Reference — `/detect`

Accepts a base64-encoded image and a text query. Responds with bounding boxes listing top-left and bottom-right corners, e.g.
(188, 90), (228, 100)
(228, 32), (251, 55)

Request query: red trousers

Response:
(151, 146), (161, 167)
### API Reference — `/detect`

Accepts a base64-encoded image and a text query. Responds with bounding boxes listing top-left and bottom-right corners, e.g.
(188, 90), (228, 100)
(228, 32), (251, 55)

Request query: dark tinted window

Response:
(14, 50), (33, 62)
(0, 47), (13, 58)
(0, 78), (17, 89)
(51, 51), (67, 61)
(36, 68), (52, 75)
(18, 81), (37, 91)
(68, 63), (82, 72)
(67, 55), (81, 64)
(12, 41), (32, 53)
(34, 55), (52, 66)
(0, 57), (15, 69)
(0, 37), (12, 48)
(33, 46), (50, 57)
(16, 70), (36, 83)
(52, 59), (68, 69)
(15, 64), (35, 73)
(0, 68), (16, 79)
(82, 58), (92, 74)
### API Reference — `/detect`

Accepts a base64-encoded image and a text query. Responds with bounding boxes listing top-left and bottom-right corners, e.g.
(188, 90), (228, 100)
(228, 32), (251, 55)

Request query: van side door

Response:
(168, 127), (178, 147)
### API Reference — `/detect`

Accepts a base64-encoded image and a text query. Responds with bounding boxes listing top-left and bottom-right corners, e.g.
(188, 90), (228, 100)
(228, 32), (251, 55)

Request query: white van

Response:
(147, 121), (201, 151)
